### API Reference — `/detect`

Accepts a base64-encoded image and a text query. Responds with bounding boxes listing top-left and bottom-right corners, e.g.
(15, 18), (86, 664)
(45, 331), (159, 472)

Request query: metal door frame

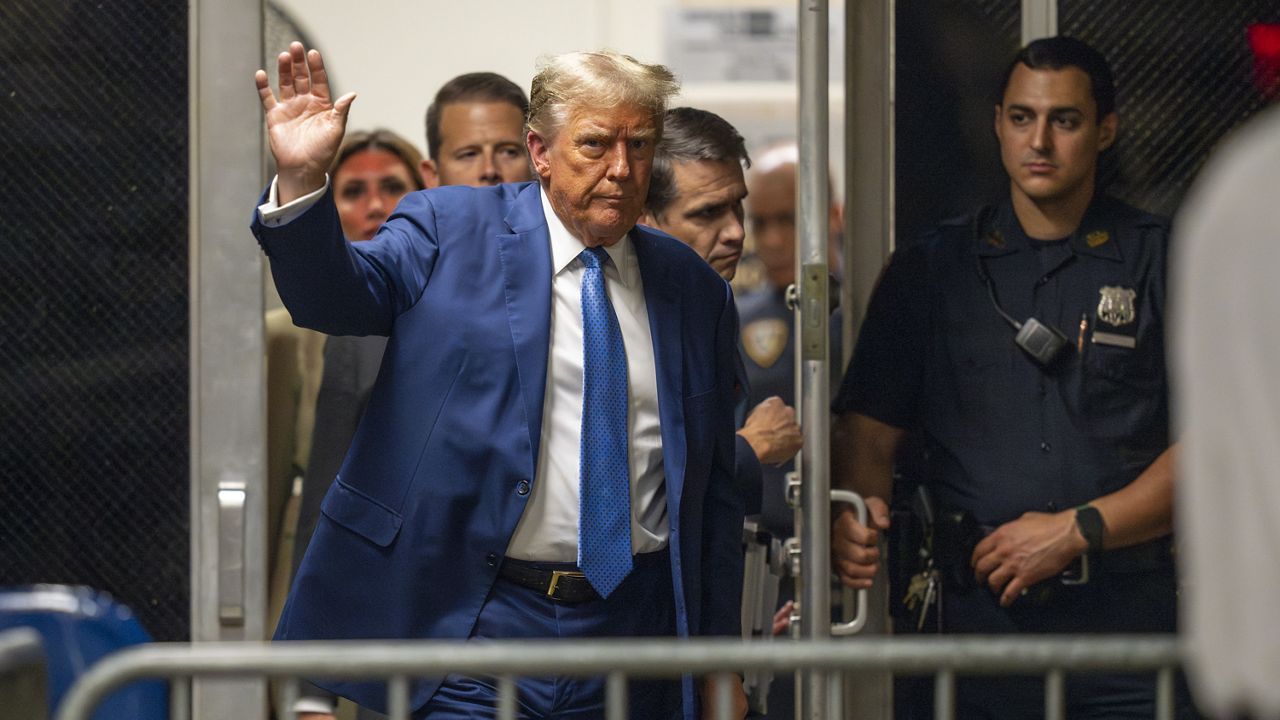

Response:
(189, 0), (269, 717)
(829, 1), (1057, 718)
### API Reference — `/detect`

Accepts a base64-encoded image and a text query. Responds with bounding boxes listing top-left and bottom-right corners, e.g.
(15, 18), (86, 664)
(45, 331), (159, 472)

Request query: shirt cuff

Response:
(257, 175), (331, 226)
(292, 695), (338, 714)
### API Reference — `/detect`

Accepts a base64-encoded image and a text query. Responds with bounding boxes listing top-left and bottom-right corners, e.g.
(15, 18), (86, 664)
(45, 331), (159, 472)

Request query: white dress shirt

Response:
(257, 180), (668, 563)
(505, 188), (667, 561)
(257, 175), (328, 226)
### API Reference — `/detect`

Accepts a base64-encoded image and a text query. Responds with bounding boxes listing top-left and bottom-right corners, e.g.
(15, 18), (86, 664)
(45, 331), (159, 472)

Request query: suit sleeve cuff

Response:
(734, 434), (764, 516)
(258, 174), (331, 226)
(292, 696), (338, 714)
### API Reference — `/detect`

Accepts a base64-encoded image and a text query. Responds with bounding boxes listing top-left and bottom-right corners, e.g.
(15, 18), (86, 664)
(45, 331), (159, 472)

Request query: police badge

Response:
(742, 318), (788, 368)
(1096, 286), (1137, 326)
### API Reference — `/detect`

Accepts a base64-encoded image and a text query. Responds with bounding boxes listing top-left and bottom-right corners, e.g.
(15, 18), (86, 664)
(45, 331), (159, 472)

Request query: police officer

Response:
(740, 143), (843, 536)
(831, 36), (1188, 718)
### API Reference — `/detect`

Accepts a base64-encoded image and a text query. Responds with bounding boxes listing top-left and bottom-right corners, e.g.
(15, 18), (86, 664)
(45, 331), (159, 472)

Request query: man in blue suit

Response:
(253, 44), (747, 719)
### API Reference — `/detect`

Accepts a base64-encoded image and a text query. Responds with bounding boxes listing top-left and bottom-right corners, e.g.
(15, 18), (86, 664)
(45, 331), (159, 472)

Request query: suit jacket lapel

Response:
(632, 230), (686, 516)
(497, 183), (552, 476)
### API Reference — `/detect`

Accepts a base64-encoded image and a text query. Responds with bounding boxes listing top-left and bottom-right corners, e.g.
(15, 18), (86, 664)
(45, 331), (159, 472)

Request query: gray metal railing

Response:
(0, 627), (48, 720)
(56, 636), (1182, 720)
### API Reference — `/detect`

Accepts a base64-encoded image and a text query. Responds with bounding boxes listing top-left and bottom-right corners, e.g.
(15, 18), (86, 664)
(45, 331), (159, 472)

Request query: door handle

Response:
(830, 489), (868, 636)
(217, 481), (246, 626)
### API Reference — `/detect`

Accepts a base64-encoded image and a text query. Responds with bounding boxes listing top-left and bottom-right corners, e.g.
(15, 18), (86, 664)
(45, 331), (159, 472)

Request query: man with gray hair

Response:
(254, 44), (747, 718)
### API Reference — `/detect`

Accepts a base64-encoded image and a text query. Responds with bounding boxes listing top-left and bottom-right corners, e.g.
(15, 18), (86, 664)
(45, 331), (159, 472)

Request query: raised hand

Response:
(254, 42), (356, 204)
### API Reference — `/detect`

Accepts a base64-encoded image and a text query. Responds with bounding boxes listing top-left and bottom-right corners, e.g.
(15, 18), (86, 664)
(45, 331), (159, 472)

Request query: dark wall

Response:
(895, 0), (1021, 245)
(1061, 0), (1278, 218)
(0, 0), (190, 641)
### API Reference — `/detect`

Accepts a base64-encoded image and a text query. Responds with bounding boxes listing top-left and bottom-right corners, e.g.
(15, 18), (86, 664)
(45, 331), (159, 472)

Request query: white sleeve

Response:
(291, 694), (338, 714)
(257, 175), (331, 226)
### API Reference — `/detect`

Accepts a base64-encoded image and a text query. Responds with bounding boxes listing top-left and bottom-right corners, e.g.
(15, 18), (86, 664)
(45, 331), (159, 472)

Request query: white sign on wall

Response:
(664, 6), (844, 84)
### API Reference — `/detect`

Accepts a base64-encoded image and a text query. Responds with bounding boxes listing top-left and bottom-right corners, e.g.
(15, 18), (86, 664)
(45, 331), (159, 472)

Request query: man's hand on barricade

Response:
(830, 496), (889, 589)
(298, 714), (335, 720)
(738, 396), (803, 465)
(254, 42), (356, 204)
(971, 510), (1088, 607)
(701, 673), (749, 720)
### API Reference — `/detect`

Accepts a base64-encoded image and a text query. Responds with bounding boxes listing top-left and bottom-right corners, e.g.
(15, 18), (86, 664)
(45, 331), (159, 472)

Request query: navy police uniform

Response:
(738, 286), (842, 536)
(834, 196), (1188, 718)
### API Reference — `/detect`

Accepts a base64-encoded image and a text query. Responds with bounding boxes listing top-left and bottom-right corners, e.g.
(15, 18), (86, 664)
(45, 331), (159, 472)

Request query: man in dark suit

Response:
(639, 106), (803, 720)
(254, 43), (747, 719)
(639, 107), (803, 495)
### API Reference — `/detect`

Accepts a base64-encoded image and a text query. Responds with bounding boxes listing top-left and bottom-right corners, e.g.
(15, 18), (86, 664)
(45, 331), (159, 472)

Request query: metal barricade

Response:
(0, 627), (48, 720)
(57, 635), (1181, 720)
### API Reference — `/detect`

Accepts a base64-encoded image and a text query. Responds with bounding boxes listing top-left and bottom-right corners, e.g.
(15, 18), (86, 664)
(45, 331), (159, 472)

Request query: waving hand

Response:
(254, 42), (355, 204)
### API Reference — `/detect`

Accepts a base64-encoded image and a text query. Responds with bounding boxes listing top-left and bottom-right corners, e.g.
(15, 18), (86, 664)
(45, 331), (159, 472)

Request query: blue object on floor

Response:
(0, 585), (167, 720)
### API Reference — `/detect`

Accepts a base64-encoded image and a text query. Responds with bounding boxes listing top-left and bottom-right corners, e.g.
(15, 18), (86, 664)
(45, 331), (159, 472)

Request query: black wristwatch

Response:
(1074, 504), (1105, 555)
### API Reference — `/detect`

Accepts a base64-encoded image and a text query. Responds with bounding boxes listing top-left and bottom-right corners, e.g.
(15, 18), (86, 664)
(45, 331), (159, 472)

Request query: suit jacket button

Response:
(516, 480), (530, 496)
(486, 553), (498, 567)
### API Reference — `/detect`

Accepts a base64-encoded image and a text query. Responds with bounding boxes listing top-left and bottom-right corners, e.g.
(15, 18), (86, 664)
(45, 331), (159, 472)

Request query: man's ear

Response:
(419, 159), (440, 189)
(527, 130), (552, 179)
(1097, 111), (1118, 152)
(992, 103), (1004, 141)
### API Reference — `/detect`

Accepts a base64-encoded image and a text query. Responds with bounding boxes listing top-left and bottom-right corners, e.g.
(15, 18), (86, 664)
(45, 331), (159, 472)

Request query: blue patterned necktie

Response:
(577, 246), (633, 598)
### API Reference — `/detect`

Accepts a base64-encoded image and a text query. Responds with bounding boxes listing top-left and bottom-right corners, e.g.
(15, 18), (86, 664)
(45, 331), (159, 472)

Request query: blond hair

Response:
(527, 50), (680, 142)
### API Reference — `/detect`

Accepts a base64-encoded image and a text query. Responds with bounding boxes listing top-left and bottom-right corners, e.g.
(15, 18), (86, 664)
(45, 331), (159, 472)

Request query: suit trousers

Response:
(421, 550), (681, 719)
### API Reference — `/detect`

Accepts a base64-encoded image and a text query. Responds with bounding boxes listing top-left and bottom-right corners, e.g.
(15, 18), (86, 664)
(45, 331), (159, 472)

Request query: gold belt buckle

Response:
(546, 570), (585, 598)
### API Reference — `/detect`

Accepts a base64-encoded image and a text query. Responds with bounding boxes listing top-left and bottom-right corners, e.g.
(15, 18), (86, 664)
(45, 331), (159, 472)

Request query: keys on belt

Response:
(498, 559), (601, 603)
(903, 560), (941, 631)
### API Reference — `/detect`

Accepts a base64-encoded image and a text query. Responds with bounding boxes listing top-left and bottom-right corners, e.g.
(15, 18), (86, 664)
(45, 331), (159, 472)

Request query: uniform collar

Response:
(973, 201), (1022, 258)
(1066, 196), (1125, 263)
(974, 196), (1124, 263)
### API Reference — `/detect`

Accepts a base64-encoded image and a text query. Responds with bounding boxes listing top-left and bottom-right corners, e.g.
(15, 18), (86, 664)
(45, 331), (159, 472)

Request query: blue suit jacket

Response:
(254, 181), (744, 716)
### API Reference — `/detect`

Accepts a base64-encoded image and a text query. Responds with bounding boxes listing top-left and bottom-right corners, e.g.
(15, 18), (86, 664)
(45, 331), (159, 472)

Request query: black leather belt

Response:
(498, 559), (601, 603)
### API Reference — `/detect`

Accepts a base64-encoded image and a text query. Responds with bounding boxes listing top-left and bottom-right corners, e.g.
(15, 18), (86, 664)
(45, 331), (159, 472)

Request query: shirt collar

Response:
(539, 184), (638, 287)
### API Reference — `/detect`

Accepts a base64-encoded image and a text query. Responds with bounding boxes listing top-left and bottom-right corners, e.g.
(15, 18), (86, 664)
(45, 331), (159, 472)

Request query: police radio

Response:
(972, 209), (1070, 368)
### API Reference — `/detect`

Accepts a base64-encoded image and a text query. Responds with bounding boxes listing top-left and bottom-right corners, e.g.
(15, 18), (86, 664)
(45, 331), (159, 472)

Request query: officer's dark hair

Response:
(424, 72), (529, 161)
(998, 36), (1116, 120)
(645, 107), (751, 220)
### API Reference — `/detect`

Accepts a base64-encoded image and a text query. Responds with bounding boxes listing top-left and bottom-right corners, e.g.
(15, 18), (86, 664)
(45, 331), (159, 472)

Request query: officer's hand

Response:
(700, 673), (749, 720)
(831, 497), (889, 589)
(738, 396), (803, 465)
(971, 510), (1088, 607)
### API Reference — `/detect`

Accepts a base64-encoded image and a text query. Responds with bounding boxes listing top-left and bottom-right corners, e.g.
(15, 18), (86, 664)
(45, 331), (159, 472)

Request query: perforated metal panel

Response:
(1061, 0), (1279, 218)
(896, 0), (1279, 244)
(0, 0), (190, 641)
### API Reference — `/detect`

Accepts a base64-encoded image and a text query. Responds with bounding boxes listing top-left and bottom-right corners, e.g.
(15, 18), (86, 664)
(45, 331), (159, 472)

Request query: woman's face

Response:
(333, 148), (417, 241)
